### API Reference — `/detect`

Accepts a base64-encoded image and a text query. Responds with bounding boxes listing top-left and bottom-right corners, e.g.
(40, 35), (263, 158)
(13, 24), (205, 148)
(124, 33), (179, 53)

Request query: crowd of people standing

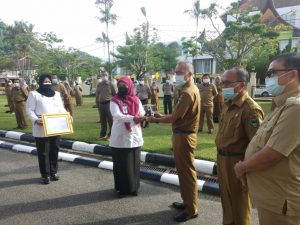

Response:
(2, 54), (300, 224)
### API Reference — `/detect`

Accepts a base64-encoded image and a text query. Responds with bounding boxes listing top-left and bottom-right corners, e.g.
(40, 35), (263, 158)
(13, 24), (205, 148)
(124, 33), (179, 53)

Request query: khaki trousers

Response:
(217, 154), (251, 225)
(258, 208), (300, 225)
(14, 101), (28, 128)
(199, 105), (214, 131)
(172, 133), (198, 215)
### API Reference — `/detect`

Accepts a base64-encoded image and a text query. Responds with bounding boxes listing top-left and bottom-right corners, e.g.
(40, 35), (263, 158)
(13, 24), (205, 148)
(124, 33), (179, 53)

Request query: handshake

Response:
(133, 113), (163, 124)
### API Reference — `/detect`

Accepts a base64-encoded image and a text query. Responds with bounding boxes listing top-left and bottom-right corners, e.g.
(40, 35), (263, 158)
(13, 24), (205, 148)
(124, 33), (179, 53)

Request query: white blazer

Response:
(26, 91), (66, 137)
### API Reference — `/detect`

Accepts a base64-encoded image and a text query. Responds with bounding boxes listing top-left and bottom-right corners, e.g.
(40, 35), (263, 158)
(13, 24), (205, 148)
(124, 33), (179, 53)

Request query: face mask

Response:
(139, 81), (144, 85)
(118, 86), (128, 96)
(166, 80), (170, 84)
(265, 71), (293, 96)
(203, 78), (210, 83)
(175, 75), (186, 87)
(8, 83), (12, 86)
(222, 87), (238, 100)
(102, 76), (108, 81)
(52, 79), (58, 84)
(98, 78), (102, 83)
(14, 83), (20, 88)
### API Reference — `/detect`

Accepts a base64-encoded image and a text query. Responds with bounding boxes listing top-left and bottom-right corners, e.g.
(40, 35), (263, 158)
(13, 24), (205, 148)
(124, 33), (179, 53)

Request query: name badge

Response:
(122, 103), (128, 114)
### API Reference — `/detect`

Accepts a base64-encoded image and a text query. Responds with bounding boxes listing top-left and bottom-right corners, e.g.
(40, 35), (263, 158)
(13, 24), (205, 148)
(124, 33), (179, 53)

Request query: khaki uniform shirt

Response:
(162, 83), (174, 95)
(136, 84), (151, 101)
(197, 83), (218, 106)
(215, 92), (264, 153)
(96, 81), (116, 103)
(150, 85), (159, 99)
(52, 83), (70, 104)
(245, 87), (300, 216)
(172, 82), (201, 135)
(12, 87), (28, 102)
(5, 86), (13, 100)
(214, 83), (224, 103)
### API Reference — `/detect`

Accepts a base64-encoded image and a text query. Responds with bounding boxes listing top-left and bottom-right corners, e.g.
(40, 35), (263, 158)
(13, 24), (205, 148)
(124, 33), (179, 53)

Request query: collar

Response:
(273, 87), (300, 107)
(182, 80), (192, 89)
(225, 91), (249, 108)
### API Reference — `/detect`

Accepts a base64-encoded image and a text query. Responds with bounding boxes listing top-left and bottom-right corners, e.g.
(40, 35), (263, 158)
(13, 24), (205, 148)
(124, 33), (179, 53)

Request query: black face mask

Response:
(118, 86), (128, 96)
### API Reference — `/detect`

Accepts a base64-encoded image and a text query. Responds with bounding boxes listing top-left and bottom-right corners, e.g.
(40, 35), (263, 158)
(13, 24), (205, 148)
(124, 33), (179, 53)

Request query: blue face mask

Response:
(175, 75), (186, 87)
(265, 76), (285, 96)
(222, 87), (238, 100)
(52, 79), (58, 84)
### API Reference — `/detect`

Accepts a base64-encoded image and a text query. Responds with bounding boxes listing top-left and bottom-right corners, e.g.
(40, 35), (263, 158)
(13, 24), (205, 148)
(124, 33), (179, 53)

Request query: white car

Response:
(254, 86), (271, 97)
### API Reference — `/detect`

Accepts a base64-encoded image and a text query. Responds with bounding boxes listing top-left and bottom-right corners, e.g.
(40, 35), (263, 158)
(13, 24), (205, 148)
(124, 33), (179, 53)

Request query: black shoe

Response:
(173, 211), (198, 222)
(50, 174), (60, 181)
(116, 191), (127, 198)
(42, 176), (50, 184)
(172, 202), (185, 210)
(130, 191), (138, 196)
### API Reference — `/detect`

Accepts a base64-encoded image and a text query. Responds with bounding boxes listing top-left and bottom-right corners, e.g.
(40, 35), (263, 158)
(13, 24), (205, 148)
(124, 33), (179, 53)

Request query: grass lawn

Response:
(0, 95), (271, 161)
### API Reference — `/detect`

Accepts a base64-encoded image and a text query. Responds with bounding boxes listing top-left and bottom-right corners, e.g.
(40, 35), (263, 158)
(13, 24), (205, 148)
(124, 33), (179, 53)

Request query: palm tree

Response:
(95, 0), (117, 76)
(184, 0), (201, 41)
(96, 32), (108, 61)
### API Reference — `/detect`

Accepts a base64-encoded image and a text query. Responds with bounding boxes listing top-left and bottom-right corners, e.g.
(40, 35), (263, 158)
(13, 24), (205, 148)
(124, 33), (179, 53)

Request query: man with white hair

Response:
(147, 61), (200, 222)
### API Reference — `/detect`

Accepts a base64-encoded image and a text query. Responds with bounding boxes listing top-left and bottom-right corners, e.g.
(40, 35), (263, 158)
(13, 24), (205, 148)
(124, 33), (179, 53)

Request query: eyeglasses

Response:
(221, 80), (243, 86)
(265, 69), (293, 78)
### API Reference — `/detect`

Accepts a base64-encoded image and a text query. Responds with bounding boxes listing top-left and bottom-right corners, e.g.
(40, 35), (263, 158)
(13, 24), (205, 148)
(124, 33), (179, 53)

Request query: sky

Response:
(0, 0), (237, 59)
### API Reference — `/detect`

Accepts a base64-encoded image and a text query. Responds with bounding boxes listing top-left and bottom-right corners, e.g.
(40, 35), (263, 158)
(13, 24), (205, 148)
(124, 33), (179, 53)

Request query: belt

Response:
(100, 100), (110, 104)
(173, 128), (195, 134)
(217, 149), (245, 157)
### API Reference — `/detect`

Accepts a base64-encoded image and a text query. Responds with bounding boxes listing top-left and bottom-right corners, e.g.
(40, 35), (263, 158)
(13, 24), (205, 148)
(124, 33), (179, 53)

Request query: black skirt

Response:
(111, 147), (141, 194)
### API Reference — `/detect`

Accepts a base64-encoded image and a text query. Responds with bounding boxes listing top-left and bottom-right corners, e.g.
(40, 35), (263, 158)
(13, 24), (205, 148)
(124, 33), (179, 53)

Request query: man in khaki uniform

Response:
(235, 54), (300, 225)
(215, 67), (264, 225)
(51, 75), (73, 116)
(136, 77), (151, 105)
(12, 79), (29, 129)
(95, 71), (116, 139)
(213, 76), (224, 122)
(197, 74), (217, 133)
(74, 82), (83, 106)
(150, 80), (159, 111)
(147, 61), (200, 222)
(5, 80), (14, 113)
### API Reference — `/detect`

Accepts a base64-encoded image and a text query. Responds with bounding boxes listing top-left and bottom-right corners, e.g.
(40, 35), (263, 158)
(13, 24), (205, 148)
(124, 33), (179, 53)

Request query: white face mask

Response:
(14, 83), (20, 88)
(102, 76), (108, 81)
(175, 75), (186, 87)
(139, 81), (144, 85)
(203, 78), (210, 83)
(98, 78), (102, 83)
(166, 80), (170, 84)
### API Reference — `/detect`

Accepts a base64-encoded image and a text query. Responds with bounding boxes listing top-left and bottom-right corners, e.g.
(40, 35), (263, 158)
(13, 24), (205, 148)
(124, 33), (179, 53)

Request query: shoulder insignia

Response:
(249, 118), (260, 128)
(286, 95), (300, 106)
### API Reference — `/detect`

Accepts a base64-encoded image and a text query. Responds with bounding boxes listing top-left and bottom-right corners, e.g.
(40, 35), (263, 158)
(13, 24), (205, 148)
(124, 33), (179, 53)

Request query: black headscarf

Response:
(36, 74), (55, 97)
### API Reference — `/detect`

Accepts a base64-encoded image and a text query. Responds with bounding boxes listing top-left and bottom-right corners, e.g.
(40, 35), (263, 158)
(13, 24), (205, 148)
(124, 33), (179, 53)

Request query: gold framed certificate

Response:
(42, 113), (73, 137)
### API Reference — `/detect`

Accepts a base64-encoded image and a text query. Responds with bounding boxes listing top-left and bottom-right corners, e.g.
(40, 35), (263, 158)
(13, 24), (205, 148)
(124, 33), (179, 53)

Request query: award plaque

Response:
(42, 113), (73, 137)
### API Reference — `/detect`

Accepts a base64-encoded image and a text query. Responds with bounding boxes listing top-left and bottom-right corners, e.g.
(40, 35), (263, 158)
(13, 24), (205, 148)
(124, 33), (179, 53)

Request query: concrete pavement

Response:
(0, 148), (259, 225)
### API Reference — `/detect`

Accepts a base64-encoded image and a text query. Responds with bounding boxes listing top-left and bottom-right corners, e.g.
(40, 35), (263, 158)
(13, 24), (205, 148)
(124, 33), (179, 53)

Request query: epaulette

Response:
(245, 97), (261, 110)
(286, 94), (300, 106)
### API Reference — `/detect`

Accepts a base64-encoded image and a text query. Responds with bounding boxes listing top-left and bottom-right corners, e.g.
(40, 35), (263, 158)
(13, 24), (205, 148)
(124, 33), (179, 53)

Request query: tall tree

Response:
(184, 0), (202, 41)
(95, 0), (117, 76)
(201, 2), (279, 70)
(96, 32), (108, 61)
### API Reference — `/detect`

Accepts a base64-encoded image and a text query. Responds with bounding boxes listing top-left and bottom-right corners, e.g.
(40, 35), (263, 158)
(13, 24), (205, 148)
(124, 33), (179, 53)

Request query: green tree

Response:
(200, 3), (279, 71)
(114, 23), (157, 79)
(184, 0), (202, 42)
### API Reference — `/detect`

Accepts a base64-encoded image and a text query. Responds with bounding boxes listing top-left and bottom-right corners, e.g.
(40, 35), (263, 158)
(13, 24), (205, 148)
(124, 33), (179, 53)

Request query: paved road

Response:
(0, 148), (259, 225)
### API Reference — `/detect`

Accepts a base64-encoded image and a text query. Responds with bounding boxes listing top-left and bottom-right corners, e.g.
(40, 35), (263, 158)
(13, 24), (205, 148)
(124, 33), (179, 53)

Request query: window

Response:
(194, 59), (213, 74)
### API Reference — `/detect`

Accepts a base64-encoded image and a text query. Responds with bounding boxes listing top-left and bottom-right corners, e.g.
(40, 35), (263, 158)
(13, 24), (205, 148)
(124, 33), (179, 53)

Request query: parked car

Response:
(254, 85), (271, 97)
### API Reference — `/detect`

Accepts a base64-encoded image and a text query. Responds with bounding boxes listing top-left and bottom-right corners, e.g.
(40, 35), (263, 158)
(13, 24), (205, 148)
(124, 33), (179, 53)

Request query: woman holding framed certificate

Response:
(26, 74), (69, 184)
(110, 76), (145, 198)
